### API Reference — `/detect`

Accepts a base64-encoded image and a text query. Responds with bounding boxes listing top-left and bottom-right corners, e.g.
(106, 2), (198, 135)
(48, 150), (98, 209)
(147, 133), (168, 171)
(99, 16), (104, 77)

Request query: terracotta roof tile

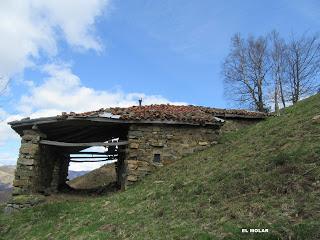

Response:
(60, 104), (267, 125)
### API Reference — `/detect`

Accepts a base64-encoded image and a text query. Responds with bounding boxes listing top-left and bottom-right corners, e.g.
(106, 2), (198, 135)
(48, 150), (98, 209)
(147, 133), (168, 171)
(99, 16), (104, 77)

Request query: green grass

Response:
(1, 94), (320, 240)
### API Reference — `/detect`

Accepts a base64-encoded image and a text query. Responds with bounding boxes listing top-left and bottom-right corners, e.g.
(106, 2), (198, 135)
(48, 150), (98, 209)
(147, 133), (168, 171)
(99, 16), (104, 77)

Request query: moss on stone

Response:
(11, 194), (46, 205)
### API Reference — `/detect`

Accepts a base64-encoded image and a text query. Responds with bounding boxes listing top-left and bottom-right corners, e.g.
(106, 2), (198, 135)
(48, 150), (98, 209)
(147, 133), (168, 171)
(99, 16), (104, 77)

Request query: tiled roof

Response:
(60, 104), (267, 125)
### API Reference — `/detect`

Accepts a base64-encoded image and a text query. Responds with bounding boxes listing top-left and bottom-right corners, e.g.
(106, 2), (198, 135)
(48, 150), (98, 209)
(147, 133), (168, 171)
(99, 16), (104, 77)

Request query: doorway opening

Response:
(66, 139), (123, 194)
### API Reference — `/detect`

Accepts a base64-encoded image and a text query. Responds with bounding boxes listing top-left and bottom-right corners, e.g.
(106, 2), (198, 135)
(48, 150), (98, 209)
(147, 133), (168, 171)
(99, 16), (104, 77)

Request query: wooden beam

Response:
(69, 152), (109, 155)
(9, 116), (221, 129)
(69, 156), (117, 159)
(70, 159), (115, 163)
(66, 148), (126, 154)
(40, 140), (128, 147)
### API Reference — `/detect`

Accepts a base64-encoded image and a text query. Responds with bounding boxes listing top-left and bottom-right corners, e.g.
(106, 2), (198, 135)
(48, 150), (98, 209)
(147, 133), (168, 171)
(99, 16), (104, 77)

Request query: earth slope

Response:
(0, 94), (319, 239)
(68, 163), (116, 189)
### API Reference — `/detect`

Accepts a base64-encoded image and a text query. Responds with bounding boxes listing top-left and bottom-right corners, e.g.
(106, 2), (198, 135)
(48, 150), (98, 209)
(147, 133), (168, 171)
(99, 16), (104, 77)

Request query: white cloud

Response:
(0, 0), (109, 80)
(0, 111), (22, 145)
(18, 63), (186, 118)
(0, 152), (18, 166)
(31, 0), (109, 51)
(0, 110), (21, 167)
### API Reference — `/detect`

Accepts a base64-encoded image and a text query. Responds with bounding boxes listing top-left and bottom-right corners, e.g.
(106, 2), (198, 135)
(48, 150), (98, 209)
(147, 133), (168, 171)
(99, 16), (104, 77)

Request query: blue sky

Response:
(0, 0), (319, 170)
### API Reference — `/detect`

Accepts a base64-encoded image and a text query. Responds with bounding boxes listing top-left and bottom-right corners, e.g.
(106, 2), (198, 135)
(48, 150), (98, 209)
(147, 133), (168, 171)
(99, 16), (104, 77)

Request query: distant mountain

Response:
(0, 183), (11, 191)
(0, 165), (89, 184)
(0, 188), (12, 204)
(0, 165), (15, 204)
(68, 170), (90, 180)
(0, 165), (15, 187)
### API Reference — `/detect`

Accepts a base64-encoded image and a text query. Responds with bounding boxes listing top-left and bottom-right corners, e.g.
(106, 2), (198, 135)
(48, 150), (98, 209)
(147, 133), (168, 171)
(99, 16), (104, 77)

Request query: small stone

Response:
(18, 158), (35, 166)
(154, 180), (164, 183)
(17, 165), (33, 170)
(19, 143), (39, 155)
(166, 134), (174, 139)
(127, 175), (138, 181)
(312, 115), (320, 123)
(17, 170), (34, 179)
(128, 130), (143, 139)
(22, 135), (35, 141)
(130, 143), (139, 149)
(199, 141), (208, 146)
(99, 224), (116, 232)
(152, 127), (160, 131)
(128, 135), (138, 139)
(127, 163), (138, 170)
(150, 141), (164, 147)
(31, 136), (41, 143)
(137, 161), (149, 167)
(22, 130), (37, 135)
(137, 168), (152, 173)
(128, 152), (138, 158)
(13, 179), (29, 187)
(3, 206), (16, 214)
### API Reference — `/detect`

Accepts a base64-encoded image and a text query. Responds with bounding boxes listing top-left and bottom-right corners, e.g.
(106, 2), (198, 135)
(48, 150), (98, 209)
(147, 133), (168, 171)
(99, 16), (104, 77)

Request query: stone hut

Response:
(7, 104), (266, 208)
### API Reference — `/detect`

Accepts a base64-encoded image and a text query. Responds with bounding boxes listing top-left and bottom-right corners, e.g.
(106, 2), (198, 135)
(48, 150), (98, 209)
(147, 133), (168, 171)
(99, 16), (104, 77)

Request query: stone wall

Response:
(12, 129), (69, 196)
(12, 129), (46, 195)
(123, 124), (220, 186)
(8, 129), (69, 212)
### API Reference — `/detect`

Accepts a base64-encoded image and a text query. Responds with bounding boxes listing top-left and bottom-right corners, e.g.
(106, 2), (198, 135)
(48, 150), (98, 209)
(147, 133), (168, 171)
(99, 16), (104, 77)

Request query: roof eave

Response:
(8, 115), (222, 130)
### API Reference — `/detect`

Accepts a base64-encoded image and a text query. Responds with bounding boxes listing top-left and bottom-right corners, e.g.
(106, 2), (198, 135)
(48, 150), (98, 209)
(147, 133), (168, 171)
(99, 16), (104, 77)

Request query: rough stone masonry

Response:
(124, 124), (220, 185)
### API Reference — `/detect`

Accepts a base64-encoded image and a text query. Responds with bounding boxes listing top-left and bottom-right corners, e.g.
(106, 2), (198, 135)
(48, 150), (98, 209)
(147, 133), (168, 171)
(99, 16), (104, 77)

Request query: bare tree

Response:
(270, 31), (287, 115)
(286, 33), (320, 103)
(223, 34), (269, 112)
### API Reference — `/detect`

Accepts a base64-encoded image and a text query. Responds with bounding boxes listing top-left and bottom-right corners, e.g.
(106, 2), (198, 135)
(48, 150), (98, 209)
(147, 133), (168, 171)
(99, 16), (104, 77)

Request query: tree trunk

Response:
(279, 79), (286, 108)
(274, 78), (280, 116)
(257, 79), (265, 112)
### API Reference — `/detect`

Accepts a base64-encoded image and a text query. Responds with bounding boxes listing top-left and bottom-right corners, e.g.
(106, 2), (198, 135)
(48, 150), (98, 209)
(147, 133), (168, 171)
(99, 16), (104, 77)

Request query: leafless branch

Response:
(222, 34), (269, 112)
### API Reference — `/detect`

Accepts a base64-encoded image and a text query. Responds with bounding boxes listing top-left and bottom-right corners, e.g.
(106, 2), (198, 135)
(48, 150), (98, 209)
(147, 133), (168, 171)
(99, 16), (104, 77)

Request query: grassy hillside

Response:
(0, 94), (319, 240)
(68, 163), (116, 190)
(0, 189), (12, 204)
